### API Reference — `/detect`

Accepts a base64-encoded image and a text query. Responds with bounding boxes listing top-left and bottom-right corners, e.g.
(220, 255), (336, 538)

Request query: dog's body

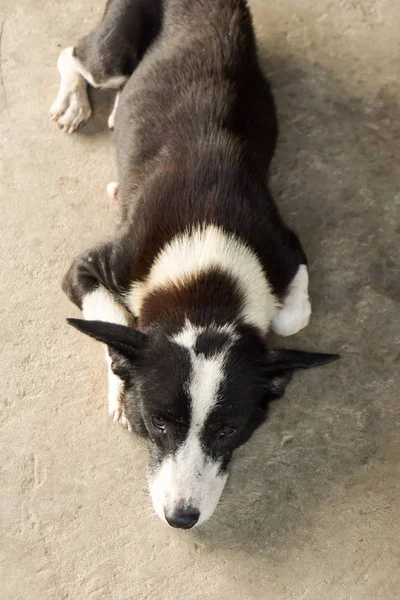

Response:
(52, 0), (337, 528)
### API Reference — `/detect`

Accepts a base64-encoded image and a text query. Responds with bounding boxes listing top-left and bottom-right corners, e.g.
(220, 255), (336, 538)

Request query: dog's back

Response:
(107, 0), (304, 304)
(115, 0), (277, 191)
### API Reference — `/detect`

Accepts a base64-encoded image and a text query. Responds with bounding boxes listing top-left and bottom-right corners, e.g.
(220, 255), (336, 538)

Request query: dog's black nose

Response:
(165, 509), (200, 529)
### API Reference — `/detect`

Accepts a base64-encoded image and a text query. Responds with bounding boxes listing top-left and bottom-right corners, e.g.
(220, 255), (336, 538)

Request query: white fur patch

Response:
(173, 321), (237, 427)
(128, 225), (278, 332)
(108, 92), (120, 129)
(82, 287), (132, 425)
(173, 320), (237, 349)
(105, 348), (123, 420)
(271, 264), (311, 336)
(188, 348), (226, 426)
(49, 47), (92, 133)
(82, 287), (130, 325)
(106, 181), (119, 199)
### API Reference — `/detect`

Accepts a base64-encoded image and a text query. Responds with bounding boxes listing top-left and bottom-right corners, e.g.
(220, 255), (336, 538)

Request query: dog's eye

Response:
(152, 416), (166, 432)
(219, 425), (235, 439)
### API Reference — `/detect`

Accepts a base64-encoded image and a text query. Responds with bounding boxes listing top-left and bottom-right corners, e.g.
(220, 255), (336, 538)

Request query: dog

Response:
(51, 0), (338, 529)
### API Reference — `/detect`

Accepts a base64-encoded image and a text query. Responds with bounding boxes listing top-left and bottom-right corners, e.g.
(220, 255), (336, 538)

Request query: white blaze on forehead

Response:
(173, 321), (237, 348)
(173, 321), (238, 427)
(188, 353), (226, 426)
(127, 225), (278, 332)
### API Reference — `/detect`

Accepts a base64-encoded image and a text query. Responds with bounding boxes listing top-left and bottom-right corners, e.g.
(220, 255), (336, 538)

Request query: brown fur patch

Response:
(139, 268), (243, 330)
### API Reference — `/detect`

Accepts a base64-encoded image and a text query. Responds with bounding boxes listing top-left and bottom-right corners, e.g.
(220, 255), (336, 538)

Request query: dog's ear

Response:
(67, 318), (147, 361)
(261, 349), (339, 402)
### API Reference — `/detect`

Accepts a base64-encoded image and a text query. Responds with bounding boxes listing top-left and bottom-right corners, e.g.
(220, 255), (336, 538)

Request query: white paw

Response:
(106, 350), (132, 430)
(107, 366), (124, 418)
(108, 400), (132, 431)
(106, 181), (119, 199)
(108, 111), (116, 130)
(271, 265), (311, 337)
(49, 89), (92, 133)
(108, 392), (122, 422)
(107, 381), (131, 431)
(272, 297), (311, 337)
(120, 412), (132, 432)
(108, 91), (120, 130)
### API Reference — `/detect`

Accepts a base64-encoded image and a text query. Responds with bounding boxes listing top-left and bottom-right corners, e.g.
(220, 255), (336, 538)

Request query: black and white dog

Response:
(51, 0), (338, 529)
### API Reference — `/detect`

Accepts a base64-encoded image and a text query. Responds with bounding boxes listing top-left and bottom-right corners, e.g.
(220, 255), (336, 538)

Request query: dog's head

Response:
(68, 318), (338, 528)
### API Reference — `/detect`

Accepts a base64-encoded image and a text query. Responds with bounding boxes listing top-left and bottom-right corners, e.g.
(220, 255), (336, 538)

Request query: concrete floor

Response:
(1, 0), (399, 598)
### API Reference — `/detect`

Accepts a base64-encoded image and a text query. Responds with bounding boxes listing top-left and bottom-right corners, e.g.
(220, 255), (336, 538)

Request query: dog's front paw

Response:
(108, 393), (132, 431)
(108, 388), (123, 422)
(272, 296), (311, 337)
(106, 352), (132, 431)
(271, 265), (312, 337)
(49, 88), (92, 134)
(119, 411), (132, 431)
(107, 380), (132, 432)
(106, 181), (119, 199)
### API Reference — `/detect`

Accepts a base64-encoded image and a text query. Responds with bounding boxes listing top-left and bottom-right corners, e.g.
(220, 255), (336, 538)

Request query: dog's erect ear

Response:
(261, 349), (339, 402)
(265, 349), (339, 373)
(67, 319), (147, 361)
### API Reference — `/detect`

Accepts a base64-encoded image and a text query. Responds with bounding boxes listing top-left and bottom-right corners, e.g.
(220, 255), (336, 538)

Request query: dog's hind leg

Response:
(62, 243), (134, 427)
(50, 0), (163, 132)
(50, 47), (92, 134)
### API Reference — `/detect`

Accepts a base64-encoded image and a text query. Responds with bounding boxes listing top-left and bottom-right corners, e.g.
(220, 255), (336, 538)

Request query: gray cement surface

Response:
(1, 1), (399, 598)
